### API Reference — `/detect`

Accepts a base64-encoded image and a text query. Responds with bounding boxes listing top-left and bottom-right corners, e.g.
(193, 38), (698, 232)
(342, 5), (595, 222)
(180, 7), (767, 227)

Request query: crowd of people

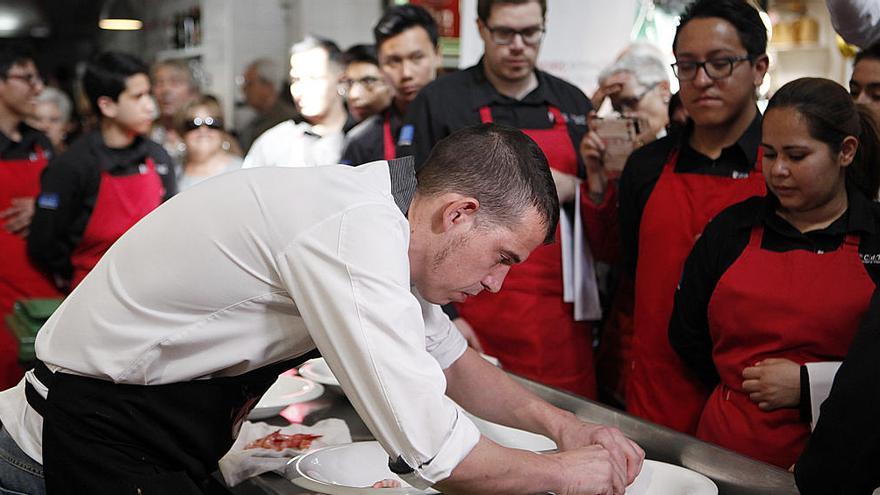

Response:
(0, 0), (879, 492)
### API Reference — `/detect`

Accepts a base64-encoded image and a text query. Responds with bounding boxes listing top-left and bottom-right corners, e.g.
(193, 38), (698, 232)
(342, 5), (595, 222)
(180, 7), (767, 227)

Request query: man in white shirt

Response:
(242, 36), (350, 169)
(0, 123), (643, 494)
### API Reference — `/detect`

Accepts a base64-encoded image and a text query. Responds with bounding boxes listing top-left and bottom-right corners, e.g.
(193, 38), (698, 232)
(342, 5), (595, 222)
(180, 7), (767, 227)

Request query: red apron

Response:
(626, 149), (766, 432)
(457, 105), (596, 398)
(0, 146), (60, 388)
(69, 158), (163, 288)
(383, 110), (396, 161)
(698, 225), (874, 467)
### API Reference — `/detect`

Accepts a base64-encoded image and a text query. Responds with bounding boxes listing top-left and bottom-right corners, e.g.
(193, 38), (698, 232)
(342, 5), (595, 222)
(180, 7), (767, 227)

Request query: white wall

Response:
(459, 0), (640, 95)
(281, 0), (382, 51)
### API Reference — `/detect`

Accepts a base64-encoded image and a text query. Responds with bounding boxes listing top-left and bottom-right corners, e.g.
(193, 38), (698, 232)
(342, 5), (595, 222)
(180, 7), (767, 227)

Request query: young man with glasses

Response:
(398, 0), (598, 399)
(28, 51), (176, 291)
(340, 4), (442, 166)
(618, 0), (769, 434)
(0, 46), (60, 390)
(341, 44), (393, 124)
(243, 37), (353, 169)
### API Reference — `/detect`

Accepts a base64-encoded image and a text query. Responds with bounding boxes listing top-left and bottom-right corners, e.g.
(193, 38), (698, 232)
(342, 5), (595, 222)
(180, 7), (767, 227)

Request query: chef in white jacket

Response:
(0, 123), (643, 495)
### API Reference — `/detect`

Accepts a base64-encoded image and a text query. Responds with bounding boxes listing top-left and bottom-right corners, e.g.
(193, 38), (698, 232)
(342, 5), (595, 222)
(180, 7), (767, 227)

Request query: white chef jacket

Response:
(826, 0), (880, 47)
(241, 119), (345, 169)
(0, 159), (479, 489)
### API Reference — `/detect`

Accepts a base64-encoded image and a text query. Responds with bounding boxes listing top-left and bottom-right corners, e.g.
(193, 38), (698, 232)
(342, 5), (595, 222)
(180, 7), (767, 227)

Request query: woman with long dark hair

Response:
(669, 77), (880, 468)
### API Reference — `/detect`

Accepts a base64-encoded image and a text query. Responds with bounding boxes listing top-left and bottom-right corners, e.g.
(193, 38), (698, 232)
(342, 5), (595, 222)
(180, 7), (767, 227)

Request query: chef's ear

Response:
(440, 196), (481, 232)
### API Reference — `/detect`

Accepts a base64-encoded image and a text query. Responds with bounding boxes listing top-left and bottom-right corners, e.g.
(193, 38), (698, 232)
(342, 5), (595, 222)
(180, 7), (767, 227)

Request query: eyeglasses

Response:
(671, 55), (752, 81)
(485, 25), (545, 46)
(4, 72), (43, 88)
(183, 116), (223, 132)
(611, 83), (658, 113)
(340, 76), (385, 92)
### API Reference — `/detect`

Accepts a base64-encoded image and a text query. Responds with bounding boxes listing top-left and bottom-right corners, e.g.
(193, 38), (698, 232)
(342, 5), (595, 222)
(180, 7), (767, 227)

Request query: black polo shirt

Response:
(618, 113), (762, 277)
(340, 105), (403, 166)
(0, 122), (53, 162)
(28, 131), (176, 283)
(669, 184), (880, 390)
(397, 59), (592, 172)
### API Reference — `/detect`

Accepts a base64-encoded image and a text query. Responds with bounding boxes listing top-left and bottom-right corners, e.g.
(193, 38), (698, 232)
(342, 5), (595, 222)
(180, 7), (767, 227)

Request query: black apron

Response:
(26, 348), (320, 494)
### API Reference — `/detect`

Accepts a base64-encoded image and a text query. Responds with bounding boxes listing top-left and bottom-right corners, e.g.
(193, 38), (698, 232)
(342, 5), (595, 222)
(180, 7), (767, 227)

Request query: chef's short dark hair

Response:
(673, 0), (767, 58)
(477, 0), (546, 23)
(416, 123), (559, 243)
(855, 40), (880, 66)
(0, 44), (35, 79)
(374, 5), (439, 50)
(83, 51), (149, 117)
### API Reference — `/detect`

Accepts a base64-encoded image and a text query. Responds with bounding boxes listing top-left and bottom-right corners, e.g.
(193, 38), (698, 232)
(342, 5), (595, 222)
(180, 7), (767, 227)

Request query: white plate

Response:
(289, 441), (717, 495)
(299, 358), (341, 388)
(465, 413), (556, 451)
(248, 375), (325, 420)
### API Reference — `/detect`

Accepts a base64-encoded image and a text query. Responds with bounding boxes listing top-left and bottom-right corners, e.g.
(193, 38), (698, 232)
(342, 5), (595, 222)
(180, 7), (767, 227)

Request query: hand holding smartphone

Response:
(593, 117), (641, 177)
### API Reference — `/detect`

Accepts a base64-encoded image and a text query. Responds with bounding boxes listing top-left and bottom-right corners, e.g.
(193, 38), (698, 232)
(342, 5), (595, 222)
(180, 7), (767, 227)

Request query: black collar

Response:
(0, 121), (44, 156)
(88, 131), (151, 171)
(467, 58), (561, 110)
(751, 182), (878, 236)
(677, 110), (762, 168)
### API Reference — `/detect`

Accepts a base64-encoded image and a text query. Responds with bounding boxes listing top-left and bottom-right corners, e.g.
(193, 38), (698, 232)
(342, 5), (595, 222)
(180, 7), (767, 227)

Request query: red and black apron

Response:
(457, 105), (596, 398)
(28, 348), (320, 493)
(697, 225), (874, 467)
(626, 149), (765, 432)
(69, 158), (163, 288)
(0, 146), (60, 388)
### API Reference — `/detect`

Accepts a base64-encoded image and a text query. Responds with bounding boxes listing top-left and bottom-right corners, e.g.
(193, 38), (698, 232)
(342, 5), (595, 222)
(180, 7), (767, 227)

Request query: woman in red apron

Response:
(671, 78), (880, 467)
(457, 105), (596, 398)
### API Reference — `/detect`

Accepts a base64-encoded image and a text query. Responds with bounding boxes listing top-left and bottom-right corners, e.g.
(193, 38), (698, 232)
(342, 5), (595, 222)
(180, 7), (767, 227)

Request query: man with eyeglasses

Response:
(341, 44), (393, 124)
(0, 45), (61, 391)
(243, 37), (353, 169)
(398, 0), (598, 399)
(340, 4), (442, 167)
(618, 0), (769, 434)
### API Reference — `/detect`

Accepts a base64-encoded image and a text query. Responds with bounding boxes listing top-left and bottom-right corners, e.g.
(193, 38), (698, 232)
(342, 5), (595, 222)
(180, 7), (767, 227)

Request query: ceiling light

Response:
(99, 0), (143, 31)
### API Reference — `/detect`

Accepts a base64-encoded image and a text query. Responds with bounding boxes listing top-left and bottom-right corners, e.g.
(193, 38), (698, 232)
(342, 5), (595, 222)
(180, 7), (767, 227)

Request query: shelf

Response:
(156, 45), (205, 61)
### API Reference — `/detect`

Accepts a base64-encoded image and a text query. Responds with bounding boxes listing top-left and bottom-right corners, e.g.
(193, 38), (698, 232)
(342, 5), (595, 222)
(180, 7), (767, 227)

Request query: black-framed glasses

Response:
(611, 83), (658, 113)
(340, 76), (385, 92)
(671, 55), (752, 81)
(4, 72), (43, 88)
(485, 25), (545, 46)
(183, 116), (224, 132)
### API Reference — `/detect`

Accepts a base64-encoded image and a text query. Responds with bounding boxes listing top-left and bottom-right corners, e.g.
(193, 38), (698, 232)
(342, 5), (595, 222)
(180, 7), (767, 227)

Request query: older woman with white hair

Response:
(26, 86), (73, 152)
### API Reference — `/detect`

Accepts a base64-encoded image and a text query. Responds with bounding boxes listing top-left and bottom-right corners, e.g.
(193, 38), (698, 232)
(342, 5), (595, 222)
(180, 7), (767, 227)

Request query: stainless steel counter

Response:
(234, 374), (799, 495)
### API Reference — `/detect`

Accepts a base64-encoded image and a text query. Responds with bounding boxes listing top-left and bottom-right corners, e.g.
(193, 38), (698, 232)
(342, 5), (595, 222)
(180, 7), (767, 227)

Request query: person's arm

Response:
(580, 179), (620, 264)
(826, 0), (880, 47)
(153, 147), (177, 200)
(27, 155), (90, 286)
(443, 347), (644, 486)
(668, 219), (725, 389)
(796, 289), (880, 494)
(617, 151), (647, 279)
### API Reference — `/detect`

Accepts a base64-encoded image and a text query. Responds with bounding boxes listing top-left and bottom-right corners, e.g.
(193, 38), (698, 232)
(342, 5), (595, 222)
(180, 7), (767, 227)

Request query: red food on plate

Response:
(245, 430), (322, 451)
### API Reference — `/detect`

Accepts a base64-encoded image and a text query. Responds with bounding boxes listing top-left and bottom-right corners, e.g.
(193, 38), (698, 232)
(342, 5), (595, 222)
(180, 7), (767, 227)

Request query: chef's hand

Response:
(0, 197), (35, 236)
(579, 124), (608, 204)
(742, 358), (801, 410)
(552, 445), (627, 495)
(452, 317), (483, 353)
(551, 169), (581, 204)
(590, 80), (623, 110)
(555, 418), (644, 485)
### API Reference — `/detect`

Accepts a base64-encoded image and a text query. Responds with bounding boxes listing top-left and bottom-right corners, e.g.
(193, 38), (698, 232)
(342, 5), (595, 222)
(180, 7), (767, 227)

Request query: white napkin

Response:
(219, 418), (352, 486)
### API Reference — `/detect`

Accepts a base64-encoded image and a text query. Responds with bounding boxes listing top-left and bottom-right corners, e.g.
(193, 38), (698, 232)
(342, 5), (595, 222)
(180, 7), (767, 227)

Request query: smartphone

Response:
(593, 117), (641, 177)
